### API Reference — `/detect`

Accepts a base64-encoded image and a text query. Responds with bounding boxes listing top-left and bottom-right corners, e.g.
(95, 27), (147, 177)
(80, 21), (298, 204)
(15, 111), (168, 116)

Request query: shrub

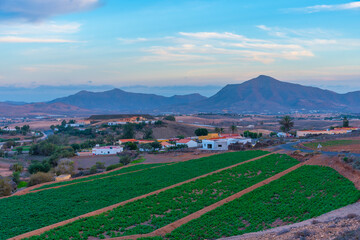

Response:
(0, 178), (12, 197)
(55, 159), (75, 176)
(119, 155), (132, 166)
(12, 171), (20, 184)
(106, 163), (124, 171)
(28, 172), (53, 186)
(28, 161), (51, 174)
(164, 115), (176, 121)
(10, 163), (23, 172)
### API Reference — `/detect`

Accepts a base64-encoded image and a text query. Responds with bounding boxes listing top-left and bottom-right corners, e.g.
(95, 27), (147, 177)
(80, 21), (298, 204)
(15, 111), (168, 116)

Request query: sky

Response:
(0, 0), (359, 101)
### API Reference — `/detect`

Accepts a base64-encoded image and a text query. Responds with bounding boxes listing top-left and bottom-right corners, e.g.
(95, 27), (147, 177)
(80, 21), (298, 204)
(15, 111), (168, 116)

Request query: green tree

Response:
(122, 123), (135, 139)
(343, 117), (349, 127)
(230, 125), (238, 134)
(143, 128), (153, 139)
(195, 128), (208, 136)
(279, 115), (294, 133)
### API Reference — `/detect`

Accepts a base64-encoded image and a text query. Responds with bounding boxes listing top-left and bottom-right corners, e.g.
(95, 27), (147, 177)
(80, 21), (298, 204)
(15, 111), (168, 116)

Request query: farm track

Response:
(107, 161), (307, 240)
(9, 152), (275, 240)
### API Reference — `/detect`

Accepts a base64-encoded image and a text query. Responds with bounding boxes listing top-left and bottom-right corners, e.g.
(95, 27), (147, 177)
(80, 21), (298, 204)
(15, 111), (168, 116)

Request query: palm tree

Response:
(230, 125), (237, 134)
(214, 127), (221, 134)
(279, 115), (294, 133)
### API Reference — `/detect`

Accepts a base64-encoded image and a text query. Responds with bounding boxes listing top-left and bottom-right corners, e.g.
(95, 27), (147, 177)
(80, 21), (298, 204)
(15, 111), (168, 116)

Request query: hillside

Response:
(188, 75), (359, 113)
(0, 102), (92, 117)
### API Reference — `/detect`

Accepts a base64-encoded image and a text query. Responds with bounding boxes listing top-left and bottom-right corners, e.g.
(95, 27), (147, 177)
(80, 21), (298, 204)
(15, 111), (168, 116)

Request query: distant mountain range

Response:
(2, 75), (360, 116)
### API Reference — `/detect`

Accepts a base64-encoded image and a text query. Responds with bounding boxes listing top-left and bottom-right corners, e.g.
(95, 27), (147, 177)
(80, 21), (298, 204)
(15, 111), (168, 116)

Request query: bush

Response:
(106, 163), (124, 171)
(0, 178), (12, 197)
(55, 159), (75, 176)
(164, 115), (176, 121)
(10, 163), (23, 172)
(119, 155), (132, 166)
(28, 172), (53, 187)
(12, 171), (20, 184)
(28, 161), (51, 174)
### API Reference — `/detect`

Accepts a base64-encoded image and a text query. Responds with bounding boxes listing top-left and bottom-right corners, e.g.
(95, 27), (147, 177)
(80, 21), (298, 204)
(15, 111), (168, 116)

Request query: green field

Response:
(25, 154), (298, 239)
(167, 165), (360, 240)
(32, 163), (164, 191)
(11, 146), (31, 152)
(0, 150), (267, 239)
(303, 139), (360, 150)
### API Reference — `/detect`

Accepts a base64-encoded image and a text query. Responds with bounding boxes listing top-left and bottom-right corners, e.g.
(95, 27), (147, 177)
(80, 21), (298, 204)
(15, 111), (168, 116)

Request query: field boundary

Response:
(9, 152), (275, 240)
(108, 161), (306, 240)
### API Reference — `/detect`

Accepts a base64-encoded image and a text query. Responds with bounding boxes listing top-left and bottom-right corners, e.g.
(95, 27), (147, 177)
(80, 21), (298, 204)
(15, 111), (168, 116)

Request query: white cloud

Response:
(117, 37), (149, 44)
(0, 36), (77, 43)
(0, 0), (101, 21)
(21, 64), (88, 72)
(139, 31), (315, 64)
(291, 1), (360, 13)
(0, 22), (82, 35)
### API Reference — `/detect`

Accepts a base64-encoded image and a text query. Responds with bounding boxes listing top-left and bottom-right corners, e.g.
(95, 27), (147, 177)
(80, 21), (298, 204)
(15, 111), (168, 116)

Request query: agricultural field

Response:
(24, 154), (299, 239)
(0, 150), (267, 239)
(303, 139), (360, 150)
(32, 163), (165, 191)
(166, 165), (360, 240)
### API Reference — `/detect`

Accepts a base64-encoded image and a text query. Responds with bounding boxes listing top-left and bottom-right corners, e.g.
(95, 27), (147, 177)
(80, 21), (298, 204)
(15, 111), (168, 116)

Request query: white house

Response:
(92, 146), (123, 155)
(202, 138), (252, 151)
(176, 139), (198, 148)
(161, 142), (175, 149)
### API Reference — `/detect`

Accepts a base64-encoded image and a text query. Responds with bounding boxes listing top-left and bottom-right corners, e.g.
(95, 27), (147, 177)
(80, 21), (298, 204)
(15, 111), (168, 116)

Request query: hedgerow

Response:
(0, 150), (267, 239)
(25, 154), (298, 239)
(167, 165), (360, 240)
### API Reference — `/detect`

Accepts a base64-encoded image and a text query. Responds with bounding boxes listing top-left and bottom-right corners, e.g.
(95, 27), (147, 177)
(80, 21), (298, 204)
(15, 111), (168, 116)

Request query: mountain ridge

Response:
(2, 75), (360, 116)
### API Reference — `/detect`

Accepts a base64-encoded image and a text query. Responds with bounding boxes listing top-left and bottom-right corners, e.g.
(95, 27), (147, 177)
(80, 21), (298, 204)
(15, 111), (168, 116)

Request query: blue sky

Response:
(0, 0), (359, 101)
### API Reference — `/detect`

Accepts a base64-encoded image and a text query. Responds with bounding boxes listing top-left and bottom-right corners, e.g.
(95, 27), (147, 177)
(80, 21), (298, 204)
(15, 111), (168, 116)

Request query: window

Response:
(218, 145), (222, 147)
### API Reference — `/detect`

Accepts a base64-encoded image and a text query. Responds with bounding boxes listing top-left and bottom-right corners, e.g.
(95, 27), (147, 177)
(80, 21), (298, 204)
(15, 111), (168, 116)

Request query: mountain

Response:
(4, 75), (360, 116)
(50, 89), (207, 113)
(187, 75), (357, 113)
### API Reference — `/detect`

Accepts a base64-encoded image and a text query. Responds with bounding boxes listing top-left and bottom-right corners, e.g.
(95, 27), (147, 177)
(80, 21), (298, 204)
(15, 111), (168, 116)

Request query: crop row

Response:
(166, 165), (360, 240)
(25, 154), (299, 240)
(0, 150), (267, 239)
(32, 163), (166, 191)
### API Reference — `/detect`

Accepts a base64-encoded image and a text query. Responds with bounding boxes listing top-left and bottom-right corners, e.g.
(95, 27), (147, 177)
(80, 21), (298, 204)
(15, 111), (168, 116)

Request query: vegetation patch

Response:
(166, 165), (360, 240)
(304, 140), (360, 150)
(25, 154), (298, 239)
(0, 150), (267, 239)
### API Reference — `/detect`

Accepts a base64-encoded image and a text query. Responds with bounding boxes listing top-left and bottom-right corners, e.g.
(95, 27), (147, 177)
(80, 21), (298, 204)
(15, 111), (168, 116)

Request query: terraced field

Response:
(0, 150), (267, 239)
(166, 165), (360, 240)
(24, 154), (298, 239)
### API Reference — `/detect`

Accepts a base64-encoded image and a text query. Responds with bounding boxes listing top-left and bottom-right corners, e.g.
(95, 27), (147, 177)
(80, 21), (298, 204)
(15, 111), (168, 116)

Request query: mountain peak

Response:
(250, 75), (279, 82)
